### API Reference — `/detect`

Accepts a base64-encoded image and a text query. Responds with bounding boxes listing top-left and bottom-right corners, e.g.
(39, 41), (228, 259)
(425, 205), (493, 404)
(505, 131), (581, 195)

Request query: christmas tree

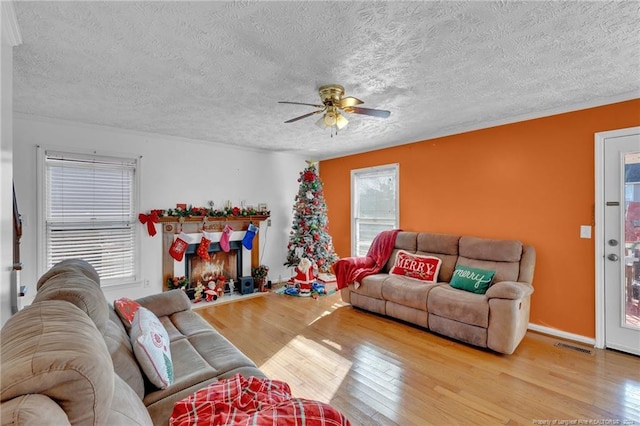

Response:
(285, 162), (339, 271)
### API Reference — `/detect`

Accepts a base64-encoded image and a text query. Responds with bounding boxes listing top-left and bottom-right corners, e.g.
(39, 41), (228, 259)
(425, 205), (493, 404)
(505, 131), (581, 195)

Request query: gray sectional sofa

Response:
(0, 259), (264, 425)
(339, 231), (536, 354)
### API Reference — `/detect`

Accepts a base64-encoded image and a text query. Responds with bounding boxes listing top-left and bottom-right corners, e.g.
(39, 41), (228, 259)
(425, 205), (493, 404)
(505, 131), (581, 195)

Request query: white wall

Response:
(1, 2), (19, 326)
(13, 115), (306, 306)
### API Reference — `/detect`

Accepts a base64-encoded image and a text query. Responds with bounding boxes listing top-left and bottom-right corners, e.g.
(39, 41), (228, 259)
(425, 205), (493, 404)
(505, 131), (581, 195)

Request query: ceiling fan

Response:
(279, 84), (391, 134)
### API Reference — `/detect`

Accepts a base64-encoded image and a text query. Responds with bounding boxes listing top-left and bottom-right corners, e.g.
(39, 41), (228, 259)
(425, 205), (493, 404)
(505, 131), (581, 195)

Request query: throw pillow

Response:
(114, 297), (141, 327)
(130, 307), (174, 389)
(450, 265), (496, 294)
(390, 250), (442, 283)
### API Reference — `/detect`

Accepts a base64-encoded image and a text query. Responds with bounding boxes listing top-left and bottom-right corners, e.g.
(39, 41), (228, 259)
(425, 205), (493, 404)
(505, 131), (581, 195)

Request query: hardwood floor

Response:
(196, 291), (640, 425)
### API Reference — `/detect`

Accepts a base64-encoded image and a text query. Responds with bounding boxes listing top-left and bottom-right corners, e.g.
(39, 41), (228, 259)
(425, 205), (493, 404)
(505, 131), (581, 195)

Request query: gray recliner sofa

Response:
(339, 232), (536, 354)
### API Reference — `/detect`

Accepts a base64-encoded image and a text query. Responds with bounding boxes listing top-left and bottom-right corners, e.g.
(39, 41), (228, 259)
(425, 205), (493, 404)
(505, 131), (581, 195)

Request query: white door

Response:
(603, 129), (640, 356)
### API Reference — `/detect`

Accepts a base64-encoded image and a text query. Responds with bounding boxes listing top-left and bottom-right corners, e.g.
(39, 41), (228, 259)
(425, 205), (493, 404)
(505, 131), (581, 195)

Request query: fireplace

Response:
(185, 240), (243, 293)
(159, 216), (269, 293)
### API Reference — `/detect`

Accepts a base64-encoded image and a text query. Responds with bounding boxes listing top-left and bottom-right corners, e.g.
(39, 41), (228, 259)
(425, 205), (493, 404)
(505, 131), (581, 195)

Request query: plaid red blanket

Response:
(170, 374), (351, 426)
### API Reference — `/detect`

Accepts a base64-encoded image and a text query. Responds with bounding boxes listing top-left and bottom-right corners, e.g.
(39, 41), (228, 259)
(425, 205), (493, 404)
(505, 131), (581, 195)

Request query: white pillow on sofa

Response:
(130, 307), (174, 389)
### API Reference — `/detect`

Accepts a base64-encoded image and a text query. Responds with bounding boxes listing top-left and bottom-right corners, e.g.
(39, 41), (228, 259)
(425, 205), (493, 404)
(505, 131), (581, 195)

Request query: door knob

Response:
(607, 253), (619, 261)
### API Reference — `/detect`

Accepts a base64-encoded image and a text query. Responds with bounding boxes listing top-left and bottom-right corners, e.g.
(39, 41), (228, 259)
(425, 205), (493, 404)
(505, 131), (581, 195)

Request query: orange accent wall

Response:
(320, 99), (640, 339)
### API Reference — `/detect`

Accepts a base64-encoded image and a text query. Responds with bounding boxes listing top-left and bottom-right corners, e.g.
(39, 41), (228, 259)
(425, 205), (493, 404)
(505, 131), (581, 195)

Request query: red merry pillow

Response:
(390, 250), (442, 283)
(114, 297), (142, 327)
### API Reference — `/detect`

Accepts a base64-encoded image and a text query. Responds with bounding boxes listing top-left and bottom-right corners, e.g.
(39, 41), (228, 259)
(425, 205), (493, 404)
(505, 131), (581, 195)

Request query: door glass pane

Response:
(624, 152), (640, 329)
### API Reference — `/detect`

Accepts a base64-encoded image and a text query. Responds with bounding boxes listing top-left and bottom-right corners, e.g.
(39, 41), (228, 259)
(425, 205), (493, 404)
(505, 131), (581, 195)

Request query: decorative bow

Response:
(138, 211), (159, 237)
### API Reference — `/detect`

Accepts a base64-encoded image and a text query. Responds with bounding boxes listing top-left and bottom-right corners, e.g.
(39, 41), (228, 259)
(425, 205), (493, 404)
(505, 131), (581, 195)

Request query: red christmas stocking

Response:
(197, 233), (211, 261)
(169, 232), (190, 261)
(220, 224), (233, 252)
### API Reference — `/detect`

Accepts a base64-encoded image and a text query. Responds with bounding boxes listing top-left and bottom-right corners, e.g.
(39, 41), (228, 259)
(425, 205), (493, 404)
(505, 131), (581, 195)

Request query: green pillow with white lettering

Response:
(449, 265), (495, 294)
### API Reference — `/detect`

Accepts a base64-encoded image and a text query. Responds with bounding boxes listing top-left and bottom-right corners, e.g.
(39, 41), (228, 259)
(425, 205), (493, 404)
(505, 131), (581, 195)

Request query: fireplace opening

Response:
(185, 240), (243, 294)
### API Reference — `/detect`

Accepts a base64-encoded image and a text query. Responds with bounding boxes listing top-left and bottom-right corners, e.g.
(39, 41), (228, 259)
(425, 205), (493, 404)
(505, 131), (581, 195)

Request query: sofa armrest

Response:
(135, 289), (191, 317)
(1, 395), (71, 425)
(485, 281), (533, 300)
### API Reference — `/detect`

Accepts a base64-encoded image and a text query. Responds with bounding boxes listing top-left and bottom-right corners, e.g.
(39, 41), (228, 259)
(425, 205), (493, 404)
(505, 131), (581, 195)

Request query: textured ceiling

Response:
(12, 1), (640, 160)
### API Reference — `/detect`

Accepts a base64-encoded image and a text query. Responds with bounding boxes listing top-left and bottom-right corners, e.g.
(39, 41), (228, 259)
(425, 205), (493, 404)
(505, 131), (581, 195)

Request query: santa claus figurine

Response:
(293, 257), (316, 297)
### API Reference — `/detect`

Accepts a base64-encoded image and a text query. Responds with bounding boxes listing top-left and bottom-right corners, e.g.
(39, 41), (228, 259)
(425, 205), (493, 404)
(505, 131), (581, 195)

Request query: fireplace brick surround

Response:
(160, 216), (269, 292)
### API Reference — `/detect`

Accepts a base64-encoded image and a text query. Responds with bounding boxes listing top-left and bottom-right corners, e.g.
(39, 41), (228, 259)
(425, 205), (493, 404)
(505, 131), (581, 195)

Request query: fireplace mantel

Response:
(160, 215), (269, 291)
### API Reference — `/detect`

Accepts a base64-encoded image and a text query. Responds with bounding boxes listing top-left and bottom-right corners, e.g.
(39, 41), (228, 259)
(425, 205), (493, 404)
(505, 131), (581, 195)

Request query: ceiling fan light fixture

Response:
(336, 113), (348, 130)
(324, 111), (338, 126)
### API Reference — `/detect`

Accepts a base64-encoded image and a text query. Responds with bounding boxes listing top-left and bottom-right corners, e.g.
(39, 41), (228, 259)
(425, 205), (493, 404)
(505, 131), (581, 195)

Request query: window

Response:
(39, 149), (139, 286)
(351, 164), (399, 256)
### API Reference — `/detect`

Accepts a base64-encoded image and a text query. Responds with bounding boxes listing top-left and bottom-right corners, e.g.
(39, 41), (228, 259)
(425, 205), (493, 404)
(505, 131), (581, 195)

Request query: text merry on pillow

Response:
(390, 250), (442, 283)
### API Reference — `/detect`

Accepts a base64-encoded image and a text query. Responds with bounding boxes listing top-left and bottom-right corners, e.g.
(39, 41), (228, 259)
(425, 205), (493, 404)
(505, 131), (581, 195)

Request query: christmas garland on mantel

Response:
(138, 205), (270, 236)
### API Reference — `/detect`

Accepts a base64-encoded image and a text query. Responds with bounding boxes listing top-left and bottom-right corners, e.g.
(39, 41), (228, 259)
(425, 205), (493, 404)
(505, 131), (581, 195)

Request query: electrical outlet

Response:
(267, 219), (272, 227)
(143, 279), (150, 288)
(580, 225), (592, 239)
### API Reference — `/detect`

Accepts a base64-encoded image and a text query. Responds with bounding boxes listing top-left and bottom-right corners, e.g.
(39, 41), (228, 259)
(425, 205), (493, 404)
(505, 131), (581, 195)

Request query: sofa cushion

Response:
(353, 274), (387, 299)
(136, 289), (192, 318)
(459, 236), (522, 262)
(143, 338), (218, 406)
(381, 275), (439, 311)
(390, 250), (442, 283)
(189, 331), (258, 375)
(164, 309), (220, 340)
(36, 258), (101, 290)
(417, 232), (460, 255)
(427, 285), (490, 328)
(106, 375), (153, 425)
(131, 307), (174, 390)
(456, 257), (521, 284)
(416, 233), (461, 282)
(104, 317), (145, 399)
(449, 265), (495, 294)
(383, 232), (418, 271)
(33, 271), (109, 334)
(1, 301), (114, 425)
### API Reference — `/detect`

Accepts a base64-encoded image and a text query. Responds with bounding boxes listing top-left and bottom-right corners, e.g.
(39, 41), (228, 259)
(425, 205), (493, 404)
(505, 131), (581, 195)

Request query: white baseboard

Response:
(527, 323), (596, 347)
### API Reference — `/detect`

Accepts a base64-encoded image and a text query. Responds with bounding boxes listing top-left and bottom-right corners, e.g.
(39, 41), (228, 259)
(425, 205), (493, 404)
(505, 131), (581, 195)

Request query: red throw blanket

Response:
(333, 229), (401, 290)
(170, 374), (350, 426)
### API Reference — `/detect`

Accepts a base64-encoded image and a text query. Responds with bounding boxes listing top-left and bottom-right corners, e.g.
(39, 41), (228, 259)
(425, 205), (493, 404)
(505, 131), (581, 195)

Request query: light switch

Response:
(580, 225), (592, 239)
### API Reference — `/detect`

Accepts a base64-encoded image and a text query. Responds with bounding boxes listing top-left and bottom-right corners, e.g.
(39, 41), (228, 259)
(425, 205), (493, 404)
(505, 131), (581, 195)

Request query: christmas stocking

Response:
(197, 233), (211, 261)
(242, 223), (259, 250)
(220, 224), (234, 252)
(169, 232), (190, 261)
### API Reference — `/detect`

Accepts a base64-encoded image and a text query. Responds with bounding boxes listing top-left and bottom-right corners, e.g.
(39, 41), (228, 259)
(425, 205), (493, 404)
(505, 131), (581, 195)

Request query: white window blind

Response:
(44, 150), (138, 285)
(351, 164), (399, 256)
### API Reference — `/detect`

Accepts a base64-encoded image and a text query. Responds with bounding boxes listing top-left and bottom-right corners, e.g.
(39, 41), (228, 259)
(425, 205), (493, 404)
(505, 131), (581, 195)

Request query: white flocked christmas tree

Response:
(285, 161), (338, 271)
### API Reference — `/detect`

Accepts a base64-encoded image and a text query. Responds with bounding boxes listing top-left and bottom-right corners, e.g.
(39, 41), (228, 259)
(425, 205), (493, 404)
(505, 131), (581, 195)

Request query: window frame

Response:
(350, 163), (399, 257)
(36, 146), (141, 287)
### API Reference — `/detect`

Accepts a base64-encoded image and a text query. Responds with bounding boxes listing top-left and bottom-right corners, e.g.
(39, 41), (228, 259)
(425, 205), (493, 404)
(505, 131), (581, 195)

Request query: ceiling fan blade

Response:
(284, 110), (323, 123)
(343, 106), (391, 118)
(279, 101), (324, 108)
(338, 96), (363, 108)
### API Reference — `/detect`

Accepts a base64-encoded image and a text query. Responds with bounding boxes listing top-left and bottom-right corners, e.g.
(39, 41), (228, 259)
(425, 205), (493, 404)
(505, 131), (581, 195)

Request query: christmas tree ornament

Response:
(242, 223), (259, 250)
(220, 224), (234, 252)
(169, 232), (191, 262)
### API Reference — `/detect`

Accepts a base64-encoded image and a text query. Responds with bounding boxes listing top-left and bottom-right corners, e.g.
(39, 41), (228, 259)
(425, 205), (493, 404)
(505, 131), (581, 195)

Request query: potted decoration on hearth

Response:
(167, 276), (189, 291)
(167, 276), (196, 299)
(251, 264), (269, 291)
